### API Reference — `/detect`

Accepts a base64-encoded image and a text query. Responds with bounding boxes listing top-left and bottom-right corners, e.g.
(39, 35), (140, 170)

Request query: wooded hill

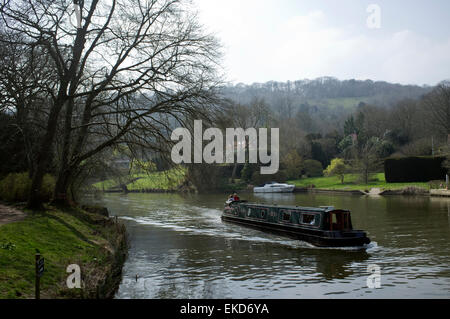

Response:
(223, 77), (432, 109)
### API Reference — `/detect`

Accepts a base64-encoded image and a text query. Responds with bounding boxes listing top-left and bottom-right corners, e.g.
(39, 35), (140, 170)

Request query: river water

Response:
(87, 192), (450, 298)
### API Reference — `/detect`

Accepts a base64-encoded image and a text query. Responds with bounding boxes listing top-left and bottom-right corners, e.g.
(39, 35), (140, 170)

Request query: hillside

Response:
(222, 77), (433, 111)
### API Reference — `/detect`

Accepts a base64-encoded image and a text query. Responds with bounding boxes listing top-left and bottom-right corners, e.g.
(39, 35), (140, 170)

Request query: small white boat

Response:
(253, 182), (295, 193)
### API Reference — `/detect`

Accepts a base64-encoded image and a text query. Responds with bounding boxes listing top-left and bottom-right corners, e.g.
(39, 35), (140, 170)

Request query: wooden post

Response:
(35, 253), (40, 299)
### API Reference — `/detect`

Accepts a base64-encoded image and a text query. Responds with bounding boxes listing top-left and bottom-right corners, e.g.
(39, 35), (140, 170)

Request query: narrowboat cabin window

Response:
(247, 208), (252, 217)
(280, 210), (291, 222)
(301, 213), (317, 225)
(260, 209), (267, 219)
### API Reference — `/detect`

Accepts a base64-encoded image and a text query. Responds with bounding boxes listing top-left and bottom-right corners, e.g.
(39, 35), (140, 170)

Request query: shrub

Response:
(282, 150), (303, 180)
(41, 174), (56, 201)
(285, 167), (302, 180)
(241, 163), (257, 182)
(130, 160), (156, 175)
(0, 172), (29, 202)
(0, 172), (55, 202)
(428, 180), (445, 189)
(324, 158), (348, 184)
(303, 159), (323, 177)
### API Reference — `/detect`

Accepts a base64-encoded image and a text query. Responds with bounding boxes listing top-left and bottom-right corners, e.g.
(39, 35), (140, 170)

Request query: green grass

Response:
(288, 173), (430, 191)
(93, 167), (251, 192)
(93, 167), (186, 191)
(0, 206), (122, 299)
(306, 94), (392, 110)
(93, 178), (118, 191)
(127, 167), (186, 191)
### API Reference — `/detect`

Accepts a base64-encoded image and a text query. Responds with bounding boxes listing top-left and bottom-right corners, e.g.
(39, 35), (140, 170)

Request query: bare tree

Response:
(217, 97), (270, 180)
(422, 83), (450, 137)
(0, 26), (57, 177)
(352, 137), (382, 184)
(389, 99), (417, 143)
(0, 0), (222, 207)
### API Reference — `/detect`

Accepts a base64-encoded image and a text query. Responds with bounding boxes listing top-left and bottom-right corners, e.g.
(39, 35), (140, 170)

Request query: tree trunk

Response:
(28, 20), (88, 208)
(53, 167), (72, 206)
(27, 97), (66, 209)
(53, 98), (75, 206)
(231, 162), (238, 181)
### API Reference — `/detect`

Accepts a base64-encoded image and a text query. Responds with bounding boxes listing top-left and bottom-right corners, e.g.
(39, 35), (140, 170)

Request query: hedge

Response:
(384, 156), (446, 182)
(303, 159), (324, 177)
(0, 172), (55, 202)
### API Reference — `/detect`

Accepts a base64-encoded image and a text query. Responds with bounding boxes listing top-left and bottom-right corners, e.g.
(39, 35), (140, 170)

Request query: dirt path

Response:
(0, 204), (26, 226)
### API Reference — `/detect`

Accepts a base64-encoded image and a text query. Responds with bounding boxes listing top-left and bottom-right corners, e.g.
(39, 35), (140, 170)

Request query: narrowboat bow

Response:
(222, 201), (370, 248)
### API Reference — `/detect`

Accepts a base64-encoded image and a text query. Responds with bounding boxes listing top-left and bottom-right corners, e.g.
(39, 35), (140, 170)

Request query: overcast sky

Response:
(193, 0), (450, 86)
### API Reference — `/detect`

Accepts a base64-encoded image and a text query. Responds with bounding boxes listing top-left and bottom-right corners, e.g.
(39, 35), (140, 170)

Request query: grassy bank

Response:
(288, 173), (430, 191)
(0, 205), (127, 299)
(93, 169), (432, 194)
(93, 167), (248, 193)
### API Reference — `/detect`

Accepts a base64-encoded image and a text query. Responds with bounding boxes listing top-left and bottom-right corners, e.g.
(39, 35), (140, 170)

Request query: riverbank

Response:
(289, 173), (450, 196)
(93, 168), (186, 192)
(288, 173), (431, 191)
(294, 186), (446, 196)
(0, 203), (127, 299)
(430, 189), (450, 197)
(93, 167), (248, 194)
(93, 170), (448, 197)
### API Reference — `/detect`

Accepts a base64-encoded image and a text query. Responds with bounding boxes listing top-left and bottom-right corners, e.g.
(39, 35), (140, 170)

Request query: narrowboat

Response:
(222, 201), (370, 248)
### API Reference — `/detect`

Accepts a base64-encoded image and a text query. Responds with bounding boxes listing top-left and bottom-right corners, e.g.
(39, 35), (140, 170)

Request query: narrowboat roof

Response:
(237, 202), (346, 213)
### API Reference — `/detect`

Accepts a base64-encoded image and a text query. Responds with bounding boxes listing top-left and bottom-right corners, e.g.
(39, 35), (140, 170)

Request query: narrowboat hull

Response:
(222, 203), (371, 248)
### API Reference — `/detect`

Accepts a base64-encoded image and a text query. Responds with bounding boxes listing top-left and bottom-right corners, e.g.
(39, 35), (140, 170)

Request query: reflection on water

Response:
(85, 192), (450, 298)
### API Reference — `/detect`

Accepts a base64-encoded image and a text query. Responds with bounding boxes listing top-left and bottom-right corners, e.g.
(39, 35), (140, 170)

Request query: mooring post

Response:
(35, 253), (40, 299)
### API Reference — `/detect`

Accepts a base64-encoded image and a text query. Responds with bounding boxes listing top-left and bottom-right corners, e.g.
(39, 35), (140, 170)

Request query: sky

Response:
(193, 0), (450, 86)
